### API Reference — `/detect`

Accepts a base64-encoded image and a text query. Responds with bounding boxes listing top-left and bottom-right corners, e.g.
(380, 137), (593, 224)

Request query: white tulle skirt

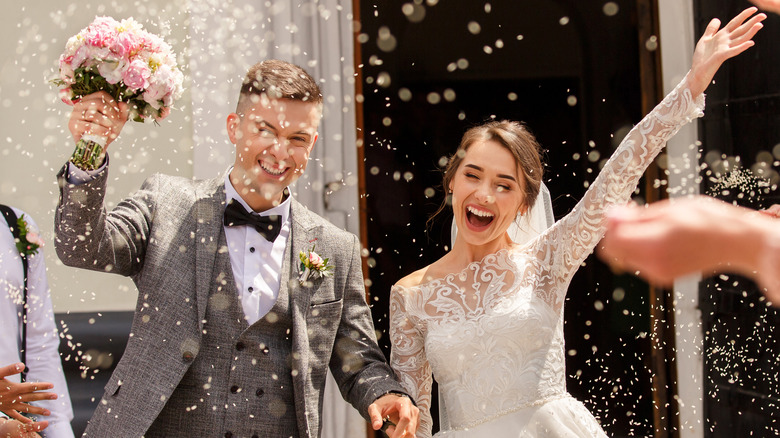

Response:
(434, 396), (607, 438)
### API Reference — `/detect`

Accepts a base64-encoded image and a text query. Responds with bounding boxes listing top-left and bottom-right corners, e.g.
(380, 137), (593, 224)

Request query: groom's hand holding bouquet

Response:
(53, 16), (184, 170)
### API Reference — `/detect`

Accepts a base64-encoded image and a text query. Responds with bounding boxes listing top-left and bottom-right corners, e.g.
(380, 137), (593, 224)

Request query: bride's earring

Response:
(515, 205), (528, 225)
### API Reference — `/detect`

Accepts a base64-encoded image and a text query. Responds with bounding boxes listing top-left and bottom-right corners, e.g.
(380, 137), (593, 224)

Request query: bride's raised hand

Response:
(688, 7), (766, 97)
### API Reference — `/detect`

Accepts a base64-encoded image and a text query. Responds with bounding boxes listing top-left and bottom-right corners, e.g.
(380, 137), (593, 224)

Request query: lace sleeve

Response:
(535, 72), (705, 309)
(389, 285), (434, 438)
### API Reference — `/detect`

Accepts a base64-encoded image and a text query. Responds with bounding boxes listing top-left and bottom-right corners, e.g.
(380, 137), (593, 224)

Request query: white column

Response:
(658, 2), (704, 437)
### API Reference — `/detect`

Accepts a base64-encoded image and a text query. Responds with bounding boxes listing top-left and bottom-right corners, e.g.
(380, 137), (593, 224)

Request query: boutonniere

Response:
(16, 215), (43, 257)
(298, 245), (334, 286)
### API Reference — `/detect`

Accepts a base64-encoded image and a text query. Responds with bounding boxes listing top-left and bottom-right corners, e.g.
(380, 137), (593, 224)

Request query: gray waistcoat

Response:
(147, 234), (298, 438)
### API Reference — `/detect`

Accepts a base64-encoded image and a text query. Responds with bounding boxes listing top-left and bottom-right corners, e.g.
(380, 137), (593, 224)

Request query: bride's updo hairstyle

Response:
(431, 120), (544, 223)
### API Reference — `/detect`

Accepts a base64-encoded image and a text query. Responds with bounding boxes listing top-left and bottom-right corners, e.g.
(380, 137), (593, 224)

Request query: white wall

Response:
(0, 1), (194, 312)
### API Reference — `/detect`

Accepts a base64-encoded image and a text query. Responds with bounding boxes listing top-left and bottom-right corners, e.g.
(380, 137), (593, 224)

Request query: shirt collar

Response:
(224, 169), (291, 225)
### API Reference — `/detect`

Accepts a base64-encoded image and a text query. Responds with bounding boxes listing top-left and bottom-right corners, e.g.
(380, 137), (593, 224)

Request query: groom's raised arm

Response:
(55, 91), (153, 278)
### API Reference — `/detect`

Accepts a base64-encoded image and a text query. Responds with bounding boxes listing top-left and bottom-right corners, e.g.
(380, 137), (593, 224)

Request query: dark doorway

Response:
(359, 1), (658, 436)
(694, 1), (780, 436)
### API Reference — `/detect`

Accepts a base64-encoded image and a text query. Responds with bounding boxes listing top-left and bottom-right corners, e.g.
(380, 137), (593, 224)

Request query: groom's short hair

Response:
(236, 59), (323, 114)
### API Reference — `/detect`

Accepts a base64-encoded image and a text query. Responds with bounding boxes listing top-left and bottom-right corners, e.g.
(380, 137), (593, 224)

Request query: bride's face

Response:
(450, 139), (527, 246)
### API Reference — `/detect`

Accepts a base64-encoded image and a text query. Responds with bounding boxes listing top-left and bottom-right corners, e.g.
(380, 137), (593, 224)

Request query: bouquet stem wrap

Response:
(69, 134), (107, 171)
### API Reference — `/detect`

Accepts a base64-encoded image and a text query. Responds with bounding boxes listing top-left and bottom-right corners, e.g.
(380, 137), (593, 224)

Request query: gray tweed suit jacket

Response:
(54, 165), (406, 437)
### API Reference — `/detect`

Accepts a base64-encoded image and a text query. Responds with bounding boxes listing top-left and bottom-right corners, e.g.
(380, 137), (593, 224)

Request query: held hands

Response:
(368, 394), (419, 438)
(0, 364), (55, 424)
(68, 91), (129, 153)
(688, 7), (766, 98)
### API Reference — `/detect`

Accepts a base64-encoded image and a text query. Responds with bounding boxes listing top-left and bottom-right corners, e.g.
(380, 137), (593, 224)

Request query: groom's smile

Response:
(259, 158), (289, 177)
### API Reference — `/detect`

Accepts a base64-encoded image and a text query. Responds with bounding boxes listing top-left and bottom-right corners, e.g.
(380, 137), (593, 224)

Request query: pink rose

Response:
(59, 87), (75, 105)
(162, 68), (184, 107)
(142, 86), (165, 108)
(86, 46), (111, 64)
(58, 56), (76, 84)
(84, 16), (118, 47)
(122, 59), (151, 90)
(110, 31), (138, 58)
(69, 45), (107, 70)
(142, 64), (177, 107)
(70, 46), (90, 70)
(308, 252), (324, 269)
(141, 33), (164, 53)
(25, 232), (44, 248)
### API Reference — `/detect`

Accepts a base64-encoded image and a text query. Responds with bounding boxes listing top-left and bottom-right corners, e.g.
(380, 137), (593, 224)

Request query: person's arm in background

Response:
(0, 415), (46, 438)
(18, 212), (74, 438)
(598, 196), (780, 303)
(751, 0), (780, 15)
(0, 363), (53, 421)
(759, 203), (780, 218)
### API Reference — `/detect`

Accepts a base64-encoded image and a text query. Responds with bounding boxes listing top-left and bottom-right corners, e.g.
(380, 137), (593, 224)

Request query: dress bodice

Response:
(390, 74), (705, 438)
(395, 249), (568, 431)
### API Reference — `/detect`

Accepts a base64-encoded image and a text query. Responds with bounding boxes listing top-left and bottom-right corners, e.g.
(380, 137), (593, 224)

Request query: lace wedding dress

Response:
(390, 76), (705, 437)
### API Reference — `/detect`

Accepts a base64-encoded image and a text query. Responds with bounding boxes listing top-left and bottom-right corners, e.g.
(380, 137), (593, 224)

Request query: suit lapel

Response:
(194, 176), (228, 326)
(288, 199), (322, 438)
(288, 200), (316, 307)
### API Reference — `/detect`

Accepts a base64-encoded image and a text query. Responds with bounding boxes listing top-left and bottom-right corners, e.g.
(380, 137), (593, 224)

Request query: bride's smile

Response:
(465, 204), (495, 230)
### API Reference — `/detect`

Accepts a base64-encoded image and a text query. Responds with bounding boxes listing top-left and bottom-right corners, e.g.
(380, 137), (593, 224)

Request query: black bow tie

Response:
(224, 200), (282, 242)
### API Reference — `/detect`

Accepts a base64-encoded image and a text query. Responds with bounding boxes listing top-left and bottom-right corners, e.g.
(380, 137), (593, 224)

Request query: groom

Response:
(55, 60), (418, 437)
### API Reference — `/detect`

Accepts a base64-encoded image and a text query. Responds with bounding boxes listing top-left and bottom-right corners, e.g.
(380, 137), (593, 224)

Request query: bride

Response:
(389, 8), (765, 438)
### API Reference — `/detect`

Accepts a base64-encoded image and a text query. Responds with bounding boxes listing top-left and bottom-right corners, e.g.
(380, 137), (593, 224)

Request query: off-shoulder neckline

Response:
(393, 246), (518, 292)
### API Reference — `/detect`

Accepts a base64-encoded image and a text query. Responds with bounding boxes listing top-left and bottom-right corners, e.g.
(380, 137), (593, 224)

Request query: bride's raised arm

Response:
(533, 7), (765, 310)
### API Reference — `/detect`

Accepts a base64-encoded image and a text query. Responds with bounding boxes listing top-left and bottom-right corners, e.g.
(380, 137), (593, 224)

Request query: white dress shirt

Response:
(66, 162), (292, 325)
(0, 207), (74, 438)
(224, 173), (291, 325)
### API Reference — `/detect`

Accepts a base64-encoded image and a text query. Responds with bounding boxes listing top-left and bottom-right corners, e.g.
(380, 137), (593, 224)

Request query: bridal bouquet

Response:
(52, 16), (184, 170)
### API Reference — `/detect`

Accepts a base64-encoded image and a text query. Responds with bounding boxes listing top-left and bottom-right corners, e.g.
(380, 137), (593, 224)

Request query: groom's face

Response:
(228, 96), (320, 210)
